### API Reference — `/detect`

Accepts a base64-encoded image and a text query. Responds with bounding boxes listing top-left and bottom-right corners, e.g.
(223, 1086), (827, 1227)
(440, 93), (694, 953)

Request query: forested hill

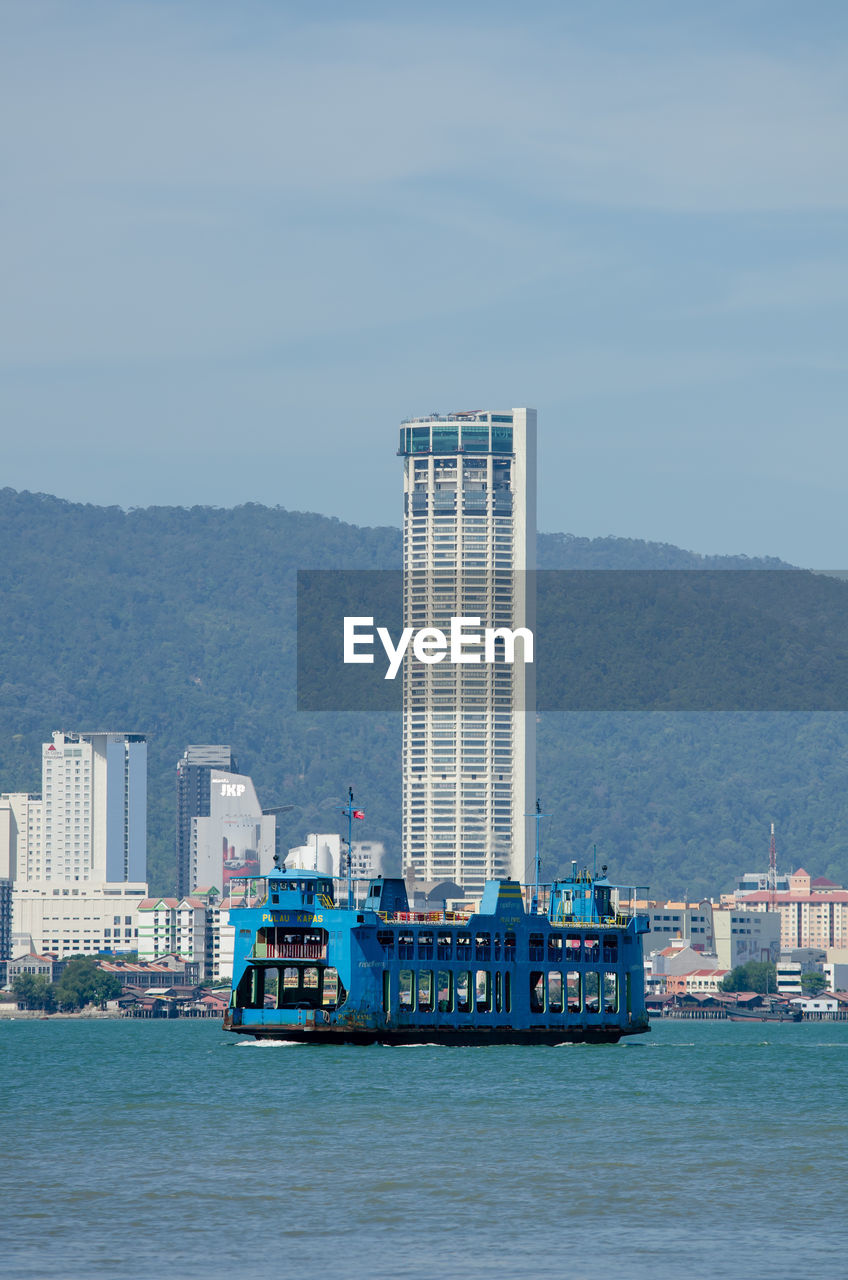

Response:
(1, 485), (846, 900)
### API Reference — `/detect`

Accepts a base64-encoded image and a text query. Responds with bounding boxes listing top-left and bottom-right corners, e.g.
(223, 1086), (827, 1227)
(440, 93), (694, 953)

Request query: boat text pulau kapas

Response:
(223, 864), (651, 1045)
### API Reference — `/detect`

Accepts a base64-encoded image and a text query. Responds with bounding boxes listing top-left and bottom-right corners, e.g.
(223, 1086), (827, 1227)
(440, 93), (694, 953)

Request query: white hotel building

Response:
(7, 731), (148, 959)
(398, 409), (536, 896)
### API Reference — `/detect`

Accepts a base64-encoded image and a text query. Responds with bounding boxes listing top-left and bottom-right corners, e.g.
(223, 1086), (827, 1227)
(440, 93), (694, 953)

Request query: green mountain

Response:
(1, 486), (846, 900)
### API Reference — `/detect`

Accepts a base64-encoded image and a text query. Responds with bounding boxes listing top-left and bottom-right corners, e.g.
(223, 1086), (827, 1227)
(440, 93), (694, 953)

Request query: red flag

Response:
(353, 810), (365, 820)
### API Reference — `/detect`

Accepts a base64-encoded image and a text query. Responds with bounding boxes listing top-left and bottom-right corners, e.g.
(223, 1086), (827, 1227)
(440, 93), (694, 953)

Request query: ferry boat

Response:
(223, 863), (651, 1044)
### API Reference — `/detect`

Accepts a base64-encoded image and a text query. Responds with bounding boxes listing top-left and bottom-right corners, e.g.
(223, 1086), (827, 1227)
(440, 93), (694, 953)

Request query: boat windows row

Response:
(376, 930), (617, 964)
(384, 968), (620, 1016)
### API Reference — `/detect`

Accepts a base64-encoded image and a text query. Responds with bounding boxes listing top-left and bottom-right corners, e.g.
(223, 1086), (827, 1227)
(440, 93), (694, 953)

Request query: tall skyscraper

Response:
(41, 730), (147, 882)
(176, 745), (237, 898)
(398, 408), (536, 896)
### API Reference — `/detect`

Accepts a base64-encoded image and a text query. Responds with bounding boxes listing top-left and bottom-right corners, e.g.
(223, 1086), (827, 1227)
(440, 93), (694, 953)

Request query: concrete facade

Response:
(0, 793), (43, 881)
(11, 880), (146, 958)
(41, 731), (147, 884)
(191, 770), (275, 893)
(399, 409), (536, 894)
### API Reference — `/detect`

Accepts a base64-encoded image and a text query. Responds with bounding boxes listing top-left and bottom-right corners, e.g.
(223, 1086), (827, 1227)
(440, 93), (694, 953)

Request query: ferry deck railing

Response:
(252, 943), (326, 960)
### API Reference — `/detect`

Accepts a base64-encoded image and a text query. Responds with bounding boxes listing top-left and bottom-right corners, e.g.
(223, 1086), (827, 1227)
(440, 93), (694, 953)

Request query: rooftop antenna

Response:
(768, 822), (778, 913)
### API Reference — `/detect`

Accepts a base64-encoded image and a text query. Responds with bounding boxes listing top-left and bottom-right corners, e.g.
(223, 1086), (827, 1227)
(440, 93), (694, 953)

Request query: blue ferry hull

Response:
(224, 871), (650, 1045)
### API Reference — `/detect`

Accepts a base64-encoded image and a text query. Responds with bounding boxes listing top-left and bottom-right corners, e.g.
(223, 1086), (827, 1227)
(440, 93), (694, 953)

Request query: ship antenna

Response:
(525, 798), (549, 915)
(341, 786), (359, 908)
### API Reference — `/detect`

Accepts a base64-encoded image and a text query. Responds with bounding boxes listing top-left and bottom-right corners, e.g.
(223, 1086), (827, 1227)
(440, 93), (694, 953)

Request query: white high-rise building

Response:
(398, 408), (537, 895)
(41, 731), (147, 883)
(0, 793), (43, 881)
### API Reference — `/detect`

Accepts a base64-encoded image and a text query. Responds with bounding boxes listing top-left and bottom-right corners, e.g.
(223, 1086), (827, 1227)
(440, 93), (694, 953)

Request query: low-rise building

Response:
(97, 955), (200, 988)
(136, 890), (219, 978)
(775, 961), (802, 996)
(7, 952), (67, 984)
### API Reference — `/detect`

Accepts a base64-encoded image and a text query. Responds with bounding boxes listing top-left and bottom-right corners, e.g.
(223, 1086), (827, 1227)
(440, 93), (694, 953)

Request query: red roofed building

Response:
(735, 867), (848, 950)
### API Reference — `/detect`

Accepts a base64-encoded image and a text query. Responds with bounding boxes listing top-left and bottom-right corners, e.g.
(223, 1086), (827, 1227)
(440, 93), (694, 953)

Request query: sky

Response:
(1, 0), (847, 565)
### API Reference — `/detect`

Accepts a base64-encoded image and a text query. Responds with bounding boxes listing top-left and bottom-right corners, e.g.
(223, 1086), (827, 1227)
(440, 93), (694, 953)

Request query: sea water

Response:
(2, 1017), (847, 1280)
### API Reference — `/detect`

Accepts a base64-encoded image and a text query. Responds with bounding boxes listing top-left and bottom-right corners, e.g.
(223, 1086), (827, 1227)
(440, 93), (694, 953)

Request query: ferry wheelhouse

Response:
(224, 863), (650, 1044)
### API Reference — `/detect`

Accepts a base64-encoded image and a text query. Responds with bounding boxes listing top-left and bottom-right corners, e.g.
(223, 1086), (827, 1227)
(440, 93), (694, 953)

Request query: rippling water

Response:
(3, 1017), (847, 1279)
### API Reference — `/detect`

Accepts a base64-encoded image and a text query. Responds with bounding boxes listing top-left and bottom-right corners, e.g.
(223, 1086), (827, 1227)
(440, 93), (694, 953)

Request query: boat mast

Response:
(526, 798), (548, 914)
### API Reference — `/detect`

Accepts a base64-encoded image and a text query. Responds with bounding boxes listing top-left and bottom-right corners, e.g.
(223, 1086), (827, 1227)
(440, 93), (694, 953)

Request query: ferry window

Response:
(566, 935), (582, 964)
(398, 932), (414, 960)
(456, 971), (472, 1014)
(399, 970), (415, 1010)
(418, 932), (434, 960)
(456, 933), (472, 958)
(529, 971), (545, 1013)
(282, 966), (299, 992)
(604, 973), (618, 1014)
(567, 971), (581, 1012)
(548, 971), (563, 1014)
(529, 933), (544, 961)
(438, 970), (453, 1013)
(377, 930), (394, 952)
(584, 936), (600, 963)
(547, 934), (563, 963)
(495, 970), (503, 1013)
(504, 932), (516, 960)
(418, 970), (434, 1012)
(504, 971), (512, 1013)
(265, 970), (279, 1008)
(303, 967), (319, 990)
(625, 973), (632, 1015)
(603, 935), (618, 963)
(437, 932), (453, 959)
(476, 970), (491, 1013)
(493, 933), (502, 960)
(585, 971), (600, 1013)
(323, 967), (340, 1008)
(270, 893), (279, 905)
(475, 932), (491, 960)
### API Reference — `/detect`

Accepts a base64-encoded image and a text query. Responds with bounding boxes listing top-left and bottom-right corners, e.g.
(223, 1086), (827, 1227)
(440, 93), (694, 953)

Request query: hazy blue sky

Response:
(2, 1), (847, 564)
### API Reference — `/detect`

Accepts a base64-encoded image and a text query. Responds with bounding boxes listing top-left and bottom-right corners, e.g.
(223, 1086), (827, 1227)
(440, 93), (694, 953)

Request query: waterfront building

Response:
(0, 793), (43, 881)
(775, 960), (803, 996)
(41, 731), (147, 883)
(398, 409), (536, 895)
(96, 954), (200, 988)
(7, 952), (67, 985)
(190, 769), (275, 892)
(667, 969), (729, 995)
(176, 745), (237, 899)
(11, 880), (146, 957)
